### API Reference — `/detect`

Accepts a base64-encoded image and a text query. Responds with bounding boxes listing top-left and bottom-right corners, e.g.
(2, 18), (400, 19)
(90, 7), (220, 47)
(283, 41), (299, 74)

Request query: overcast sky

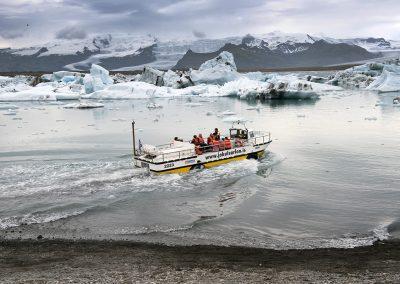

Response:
(1, 0), (399, 47)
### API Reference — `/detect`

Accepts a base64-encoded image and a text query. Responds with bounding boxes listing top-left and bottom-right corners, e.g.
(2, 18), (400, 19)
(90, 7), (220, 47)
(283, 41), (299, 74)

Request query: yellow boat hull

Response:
(153, 150), (265, 174)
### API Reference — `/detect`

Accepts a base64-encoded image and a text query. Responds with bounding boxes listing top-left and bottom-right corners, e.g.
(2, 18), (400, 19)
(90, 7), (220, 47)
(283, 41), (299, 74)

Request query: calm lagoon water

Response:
(0, 88), (399, 249)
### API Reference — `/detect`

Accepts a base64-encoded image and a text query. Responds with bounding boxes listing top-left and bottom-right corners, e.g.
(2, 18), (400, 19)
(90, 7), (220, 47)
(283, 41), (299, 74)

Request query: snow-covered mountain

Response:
(0, 31), (398, 72)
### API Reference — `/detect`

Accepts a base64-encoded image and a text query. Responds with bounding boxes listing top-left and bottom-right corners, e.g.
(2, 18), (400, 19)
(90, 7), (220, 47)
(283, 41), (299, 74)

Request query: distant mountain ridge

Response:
(174, 37), (380, 70)
(0, 31), (398, 72)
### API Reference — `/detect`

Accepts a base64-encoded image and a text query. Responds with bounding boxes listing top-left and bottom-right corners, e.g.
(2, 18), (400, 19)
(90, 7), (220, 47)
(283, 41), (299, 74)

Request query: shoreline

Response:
(1, 239), (400, 283)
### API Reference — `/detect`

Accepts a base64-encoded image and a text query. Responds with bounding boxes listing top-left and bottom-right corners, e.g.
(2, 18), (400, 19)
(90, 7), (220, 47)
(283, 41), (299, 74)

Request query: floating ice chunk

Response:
(63, 102), (104, 109)
(222, 115), (248, 123)
(3, 110), (17, 115)
(246, 106), (260, 110)
(190, 51), (241, 85)
(364, 116), (378, 121)
(221, 110), (236, 116)
(147, 102), (163, 109)
(184, 102), (203, 107)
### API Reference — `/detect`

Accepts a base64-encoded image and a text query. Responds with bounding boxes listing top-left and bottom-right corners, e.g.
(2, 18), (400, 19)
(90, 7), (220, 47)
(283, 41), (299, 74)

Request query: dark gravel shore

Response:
(1, 239), (400, 283)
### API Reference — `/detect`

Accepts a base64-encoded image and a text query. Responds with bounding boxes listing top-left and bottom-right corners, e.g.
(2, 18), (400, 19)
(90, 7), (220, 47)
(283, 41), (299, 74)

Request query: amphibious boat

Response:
(132, 121), (272, 174)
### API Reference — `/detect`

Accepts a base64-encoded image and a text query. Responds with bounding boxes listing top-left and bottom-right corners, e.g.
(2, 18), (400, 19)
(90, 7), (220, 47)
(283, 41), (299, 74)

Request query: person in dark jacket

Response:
(213, 128), (220, 141)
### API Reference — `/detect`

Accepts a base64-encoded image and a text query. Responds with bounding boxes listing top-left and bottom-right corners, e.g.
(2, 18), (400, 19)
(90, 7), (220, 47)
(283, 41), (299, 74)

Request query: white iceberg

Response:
(0, 85), (80, 101)
(161, 70), (178, 88)
(0, 76), (32, 94)
(190, 51), (241, 85)
(82, 81), (173, 99)
(366, 65), (400, 93)
(328, 61), (400, 90)
(83, 64), (114, 94)
(140, 67), (164, 86)
(80, 74), (338, 101)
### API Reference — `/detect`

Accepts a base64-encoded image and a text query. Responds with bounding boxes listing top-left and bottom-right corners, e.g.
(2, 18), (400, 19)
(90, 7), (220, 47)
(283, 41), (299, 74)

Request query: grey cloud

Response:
(56, 26), (87, 40)
(0, 0), (399, 47)
(0, 31), (24, 39)
(192, 30), (206, 39)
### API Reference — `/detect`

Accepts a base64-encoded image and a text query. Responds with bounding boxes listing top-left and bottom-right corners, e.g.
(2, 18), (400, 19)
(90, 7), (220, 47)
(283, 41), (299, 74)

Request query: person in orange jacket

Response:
(218, 139), (225, 150)
(224, 137), (232, 149)
(212, 139), (220, 152)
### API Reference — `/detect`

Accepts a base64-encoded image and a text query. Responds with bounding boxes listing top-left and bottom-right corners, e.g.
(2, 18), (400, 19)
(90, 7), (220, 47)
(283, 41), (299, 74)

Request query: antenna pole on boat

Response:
(131, 120), (136, 156)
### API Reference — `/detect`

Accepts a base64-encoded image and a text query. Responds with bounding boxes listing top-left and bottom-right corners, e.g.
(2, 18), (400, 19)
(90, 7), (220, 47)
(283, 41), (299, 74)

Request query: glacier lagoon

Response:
(0, 87), (399, 249)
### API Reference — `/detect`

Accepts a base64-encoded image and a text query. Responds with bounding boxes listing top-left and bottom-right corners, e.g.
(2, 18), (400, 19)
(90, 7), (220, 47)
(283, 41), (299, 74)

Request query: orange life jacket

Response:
(219, 140), (225, 150)
(195, 145), (202, 155)
(198, 137), (205, 144)
(224, 139), (232, 149)
(212, 140), (219, 151)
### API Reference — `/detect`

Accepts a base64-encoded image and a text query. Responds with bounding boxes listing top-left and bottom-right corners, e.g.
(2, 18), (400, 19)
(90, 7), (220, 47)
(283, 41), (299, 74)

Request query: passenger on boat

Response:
(207, 133), (214, 145)
(213, 128), (220, 141)
(224, 137), (232, 149)
(195, 145), (202, 155)
(191, 135), (200, 145)
(198, 134), (207, 146)
(212, 139), (220, 152)
(218, 139), (225, 150)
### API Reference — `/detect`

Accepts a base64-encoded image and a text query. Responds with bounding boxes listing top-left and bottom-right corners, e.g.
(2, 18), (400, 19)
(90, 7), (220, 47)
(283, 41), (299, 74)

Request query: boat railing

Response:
(247, 132), (271, 146)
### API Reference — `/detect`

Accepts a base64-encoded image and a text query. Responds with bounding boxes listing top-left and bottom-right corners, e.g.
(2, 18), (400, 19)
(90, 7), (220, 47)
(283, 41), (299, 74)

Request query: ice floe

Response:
(63, 101), (105, 109)
(0, 85), (80, 101)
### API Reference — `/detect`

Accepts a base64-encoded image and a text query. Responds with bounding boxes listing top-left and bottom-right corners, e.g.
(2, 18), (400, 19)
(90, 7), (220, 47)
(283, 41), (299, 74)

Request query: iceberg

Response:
(140, 67), (164, 86)
(190, 51), (241, 85)
(366, 65), (400, 93)
(328, 61), (400, 90)
(0, 85), (80, 101)
(82, 81), (174, 99)
(0, 76), (32, 94)
(83, 64), (114, 94)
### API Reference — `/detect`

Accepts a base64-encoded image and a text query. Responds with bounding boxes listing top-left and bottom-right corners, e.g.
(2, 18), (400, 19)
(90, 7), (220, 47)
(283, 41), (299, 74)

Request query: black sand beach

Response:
(1, 239), (400, 283)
